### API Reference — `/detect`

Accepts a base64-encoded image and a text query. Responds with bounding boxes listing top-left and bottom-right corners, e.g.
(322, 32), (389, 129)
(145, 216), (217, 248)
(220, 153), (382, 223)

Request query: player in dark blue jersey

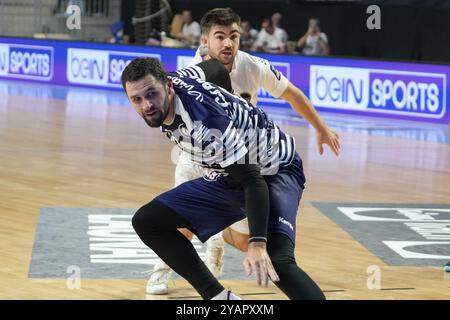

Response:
(122, 57), (325, 300)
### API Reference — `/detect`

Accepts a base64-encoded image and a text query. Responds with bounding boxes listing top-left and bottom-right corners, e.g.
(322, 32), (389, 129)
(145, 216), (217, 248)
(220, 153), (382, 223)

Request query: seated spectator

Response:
(174, 10), (201, 46)
(240, 20), (259, 51)
(296, 18), (330, 56)
(271, 12), (288, 44)
(252, 19), (286, 54)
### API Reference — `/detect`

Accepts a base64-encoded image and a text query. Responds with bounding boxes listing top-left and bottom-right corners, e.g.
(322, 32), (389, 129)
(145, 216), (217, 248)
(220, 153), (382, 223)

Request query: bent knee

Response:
(132, 200), (160, 232)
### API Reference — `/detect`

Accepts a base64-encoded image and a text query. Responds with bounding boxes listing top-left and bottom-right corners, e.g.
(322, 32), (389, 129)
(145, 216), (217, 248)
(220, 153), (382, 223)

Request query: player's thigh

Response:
(266, 156), (305, 244)
(156, 176), (246, 242)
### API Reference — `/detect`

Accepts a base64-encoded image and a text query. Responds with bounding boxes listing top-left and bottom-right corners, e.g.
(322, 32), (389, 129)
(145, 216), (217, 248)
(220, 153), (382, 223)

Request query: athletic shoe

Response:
(211, 290), (242, 300)
(145, 259), (172, 295)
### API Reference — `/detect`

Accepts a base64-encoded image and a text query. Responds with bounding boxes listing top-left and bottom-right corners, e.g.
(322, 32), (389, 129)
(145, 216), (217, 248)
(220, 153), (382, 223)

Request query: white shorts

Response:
(175, 152), (249, 235)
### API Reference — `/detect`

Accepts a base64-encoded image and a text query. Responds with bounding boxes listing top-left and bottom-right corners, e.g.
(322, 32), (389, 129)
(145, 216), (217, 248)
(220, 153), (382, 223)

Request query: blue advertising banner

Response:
(0, 36), (449, 124)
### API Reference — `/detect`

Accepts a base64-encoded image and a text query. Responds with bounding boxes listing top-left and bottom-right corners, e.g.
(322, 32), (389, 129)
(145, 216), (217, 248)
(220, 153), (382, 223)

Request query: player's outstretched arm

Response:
(280, 82), (341, 156)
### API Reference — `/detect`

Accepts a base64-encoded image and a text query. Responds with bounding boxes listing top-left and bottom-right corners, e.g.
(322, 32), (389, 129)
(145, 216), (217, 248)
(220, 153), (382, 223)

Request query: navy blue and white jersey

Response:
(161, 66), (296, 175)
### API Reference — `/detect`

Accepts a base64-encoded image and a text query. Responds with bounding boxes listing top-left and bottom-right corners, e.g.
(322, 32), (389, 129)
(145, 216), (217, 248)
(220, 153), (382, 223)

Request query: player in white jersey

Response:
(146, 8), (341, 295)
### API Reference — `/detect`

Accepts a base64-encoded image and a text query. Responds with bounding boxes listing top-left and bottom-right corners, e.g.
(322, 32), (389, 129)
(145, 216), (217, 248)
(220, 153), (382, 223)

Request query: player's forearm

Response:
(281, 83), (328, 132)
(224, 164), (269, 243)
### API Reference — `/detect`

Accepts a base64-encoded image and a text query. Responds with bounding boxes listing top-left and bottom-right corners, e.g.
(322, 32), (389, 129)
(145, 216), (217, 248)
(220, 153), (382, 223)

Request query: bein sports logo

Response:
(310, 65), (446, 119)
(67, 48), (160, 87)
(0, 44), (53, 80)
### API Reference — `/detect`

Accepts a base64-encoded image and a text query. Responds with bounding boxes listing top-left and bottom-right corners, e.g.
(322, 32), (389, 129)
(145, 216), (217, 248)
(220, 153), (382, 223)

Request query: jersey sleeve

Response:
(173, 65), (206, 80)
(191, 115), (248, 168)
(253, 56), (289, 98)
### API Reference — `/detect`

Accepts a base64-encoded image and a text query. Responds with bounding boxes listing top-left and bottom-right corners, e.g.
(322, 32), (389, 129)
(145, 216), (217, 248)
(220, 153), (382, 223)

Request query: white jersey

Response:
(189, 50), (289, 106)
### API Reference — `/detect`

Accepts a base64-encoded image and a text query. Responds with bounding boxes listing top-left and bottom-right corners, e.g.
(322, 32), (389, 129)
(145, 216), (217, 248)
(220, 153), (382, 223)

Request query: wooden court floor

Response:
(0, 87), (449, 300)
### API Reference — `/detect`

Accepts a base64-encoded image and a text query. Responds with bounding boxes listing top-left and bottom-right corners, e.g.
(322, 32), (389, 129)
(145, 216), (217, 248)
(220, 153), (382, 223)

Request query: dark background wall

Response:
(122, 0), (450, 64)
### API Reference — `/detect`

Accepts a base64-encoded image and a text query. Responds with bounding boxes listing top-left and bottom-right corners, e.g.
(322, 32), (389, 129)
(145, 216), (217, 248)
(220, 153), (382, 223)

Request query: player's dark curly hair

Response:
(121, 57), (167, 92)
(200, 8), (241, 35)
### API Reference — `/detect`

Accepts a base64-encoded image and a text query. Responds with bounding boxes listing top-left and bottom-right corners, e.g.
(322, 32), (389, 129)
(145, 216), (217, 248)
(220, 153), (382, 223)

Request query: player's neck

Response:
(163, 98), (175, 126)
(224, 62), (233, 73)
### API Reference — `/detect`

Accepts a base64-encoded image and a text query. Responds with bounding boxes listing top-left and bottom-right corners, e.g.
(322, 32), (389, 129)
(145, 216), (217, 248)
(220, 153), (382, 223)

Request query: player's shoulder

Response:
(169, 68), (202, 81)
(236, 50), (271, 70)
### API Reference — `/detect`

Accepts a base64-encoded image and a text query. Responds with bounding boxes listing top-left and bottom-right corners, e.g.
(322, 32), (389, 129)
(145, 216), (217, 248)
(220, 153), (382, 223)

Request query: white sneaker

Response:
(205, 232), (225, 277)
(145, 259), (172, 295)
(211, 290), (242, 300)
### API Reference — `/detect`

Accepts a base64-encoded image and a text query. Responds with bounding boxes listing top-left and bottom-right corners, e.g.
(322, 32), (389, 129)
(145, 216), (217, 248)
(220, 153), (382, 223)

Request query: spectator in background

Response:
(296, 18), (330, 56)
(271, 12), (288, 45)
(252, 19), (286, 54)
(174, 10), (201, 46)
(240, 20), (258, 51)
(110, 21), (125, 44)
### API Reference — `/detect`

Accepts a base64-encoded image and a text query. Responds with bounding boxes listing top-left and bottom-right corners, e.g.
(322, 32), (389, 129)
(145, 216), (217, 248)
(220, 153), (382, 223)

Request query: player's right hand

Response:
(316, 126), (341, 156)
(244, 242), (280, 287)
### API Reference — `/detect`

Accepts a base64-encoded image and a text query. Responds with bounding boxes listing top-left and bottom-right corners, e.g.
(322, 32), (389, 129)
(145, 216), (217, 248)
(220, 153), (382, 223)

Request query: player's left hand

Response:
(244, 242), (279, 287)
(316, 126), (341, 156)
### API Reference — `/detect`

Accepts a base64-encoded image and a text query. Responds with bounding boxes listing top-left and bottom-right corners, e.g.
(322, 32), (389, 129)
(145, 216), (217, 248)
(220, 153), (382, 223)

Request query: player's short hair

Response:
(200, 8), (241, 35)
(121, 57), (167, 91)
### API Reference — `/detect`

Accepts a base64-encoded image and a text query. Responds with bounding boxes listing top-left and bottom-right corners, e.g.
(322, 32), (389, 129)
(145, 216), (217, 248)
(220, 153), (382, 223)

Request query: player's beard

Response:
(143, 91), (171, 128)
(213, 48), (236, 70)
